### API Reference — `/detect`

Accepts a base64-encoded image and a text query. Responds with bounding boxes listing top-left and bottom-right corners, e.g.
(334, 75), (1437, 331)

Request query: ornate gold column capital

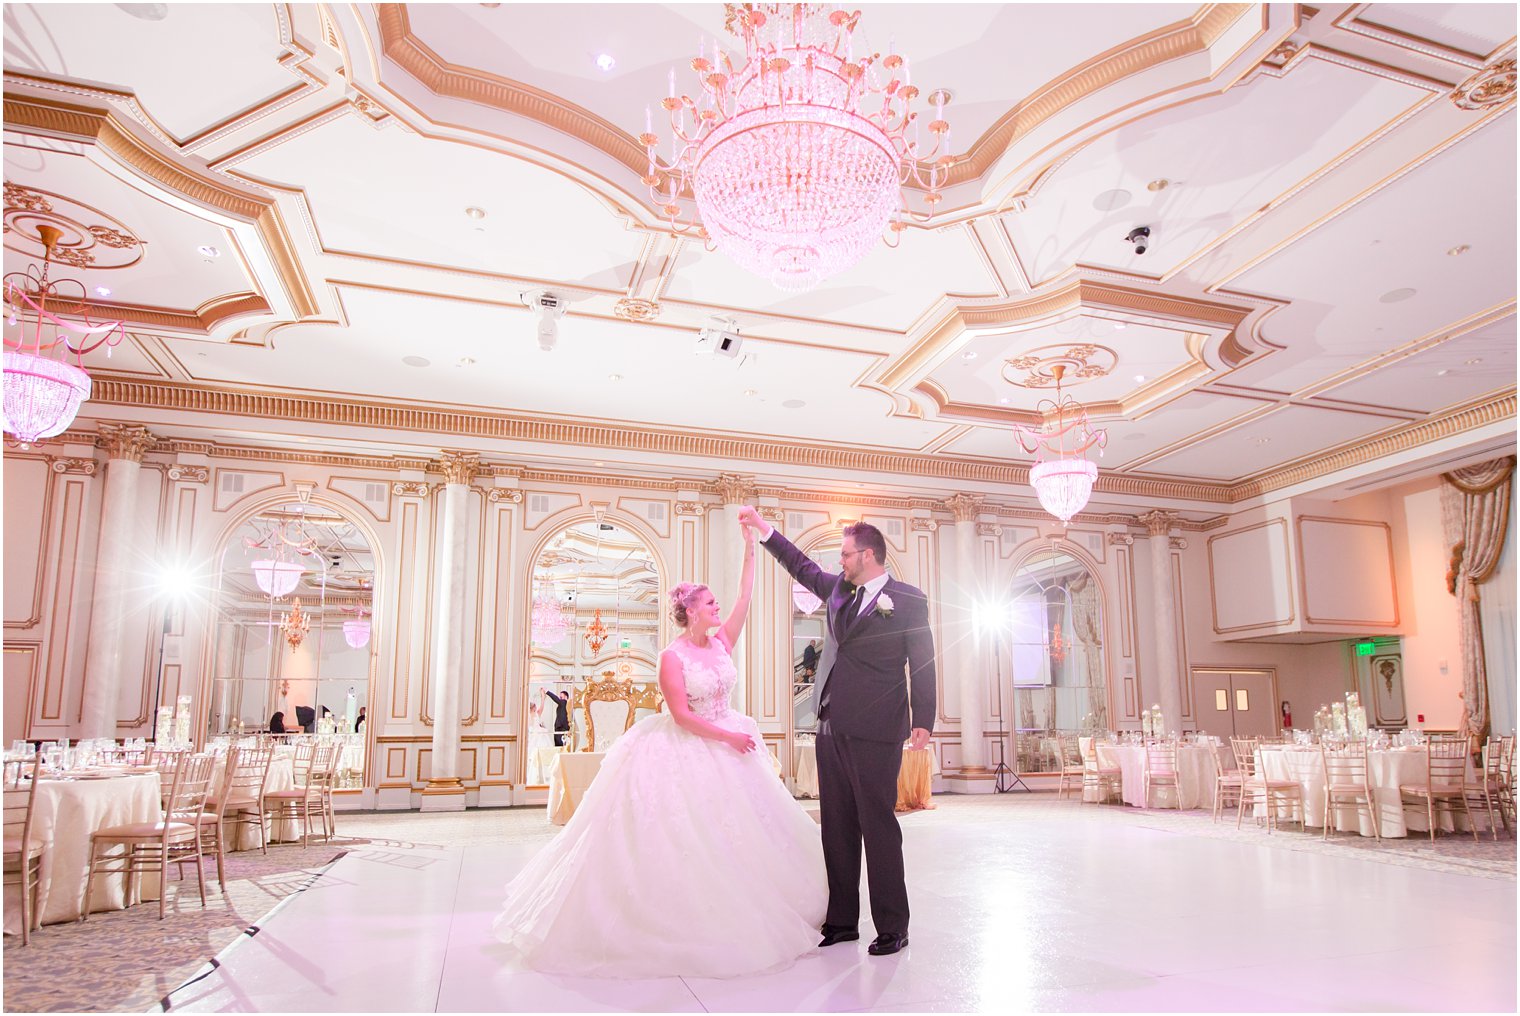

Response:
(942, 492), (984, 523)
(1138, 509), (1181, 536)
(96, 423), (155, 462)
(712, 471), (757, 505)
(438, 450), (482, 486)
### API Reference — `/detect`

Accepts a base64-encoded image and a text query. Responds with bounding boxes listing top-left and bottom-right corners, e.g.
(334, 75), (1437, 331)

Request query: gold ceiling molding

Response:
(375, 4), (651, 182)
(1, 91), (318, 322)
(1234, 389), (1518, 501)
(1452, 57), (1518, 111)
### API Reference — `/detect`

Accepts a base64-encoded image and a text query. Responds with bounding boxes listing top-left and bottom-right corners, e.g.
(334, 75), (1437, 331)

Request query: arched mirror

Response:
(205, 501), (375, 786)
(524, 517), (660, 785)
(1003, 544), (1108, 773)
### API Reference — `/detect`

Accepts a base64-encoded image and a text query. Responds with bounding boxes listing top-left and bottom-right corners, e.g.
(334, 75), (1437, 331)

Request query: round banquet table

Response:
(792, 743), (937, 811)
(1255, 745), (1487, 838)
(4, 771), (162, 933)
(1087, 743), (1219, 809)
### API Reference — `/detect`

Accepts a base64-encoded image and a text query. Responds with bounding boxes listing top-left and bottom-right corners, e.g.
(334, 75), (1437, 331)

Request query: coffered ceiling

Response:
(2, 3), (1514, 522)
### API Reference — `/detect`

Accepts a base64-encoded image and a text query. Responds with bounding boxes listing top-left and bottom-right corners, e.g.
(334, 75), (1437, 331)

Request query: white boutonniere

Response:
(875, 593), (895, 618)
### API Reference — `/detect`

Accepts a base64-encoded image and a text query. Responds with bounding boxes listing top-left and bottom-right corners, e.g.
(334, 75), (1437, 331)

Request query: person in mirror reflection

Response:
(543, 690), (570, 746)
(738, 506), (936, 958)
(801, 639), (820, 682)
(355, 707), (366, 733)
(268, 711), (287, 734)
(493, 523), (826, 978)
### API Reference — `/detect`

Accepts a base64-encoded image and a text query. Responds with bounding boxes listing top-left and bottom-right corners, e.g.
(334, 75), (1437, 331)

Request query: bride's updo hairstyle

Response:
(668, 582), (709, 628)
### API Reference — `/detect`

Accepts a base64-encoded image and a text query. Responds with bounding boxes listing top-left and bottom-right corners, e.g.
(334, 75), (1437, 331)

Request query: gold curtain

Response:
(1067, 574), (1108, 729)
(1440, 456), (1515, 739)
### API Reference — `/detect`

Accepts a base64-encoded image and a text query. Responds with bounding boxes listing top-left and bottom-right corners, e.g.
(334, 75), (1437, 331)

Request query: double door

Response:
(1189, 669), (1277, 739)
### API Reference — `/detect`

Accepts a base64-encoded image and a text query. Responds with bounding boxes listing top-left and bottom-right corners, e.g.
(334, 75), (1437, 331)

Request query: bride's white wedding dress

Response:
(493, 635), (827, 978)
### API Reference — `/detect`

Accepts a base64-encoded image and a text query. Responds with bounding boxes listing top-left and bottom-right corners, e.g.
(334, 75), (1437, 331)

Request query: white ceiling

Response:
(1, 3), (1514, 519)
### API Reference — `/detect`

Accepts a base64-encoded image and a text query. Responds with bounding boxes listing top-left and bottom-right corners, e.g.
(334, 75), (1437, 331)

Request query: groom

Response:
(737, 507), (936, 957)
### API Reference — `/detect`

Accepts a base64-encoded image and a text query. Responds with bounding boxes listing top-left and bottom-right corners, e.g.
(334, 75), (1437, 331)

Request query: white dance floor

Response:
(160, 798), (1515, 1012)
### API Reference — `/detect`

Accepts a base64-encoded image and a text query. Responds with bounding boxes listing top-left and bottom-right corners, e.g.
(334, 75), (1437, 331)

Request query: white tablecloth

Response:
(1256, 746), (1485, 838)
(795, 742), (819, 799)
(4, 772), (162, 932)
(792, 743), (937, 805)
(547, 752), (606, 825)
(1087, 744), (1219, 809)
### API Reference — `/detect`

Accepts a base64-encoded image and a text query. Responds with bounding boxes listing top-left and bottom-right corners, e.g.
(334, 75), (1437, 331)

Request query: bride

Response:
(493, 524), (826, 978)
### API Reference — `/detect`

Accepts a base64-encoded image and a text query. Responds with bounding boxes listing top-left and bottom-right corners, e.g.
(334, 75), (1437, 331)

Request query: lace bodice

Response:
(665, 638), (736, 721)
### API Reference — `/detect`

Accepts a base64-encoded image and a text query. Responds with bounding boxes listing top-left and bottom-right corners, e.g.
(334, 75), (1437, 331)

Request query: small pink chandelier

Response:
(642, 4), (953, 291)
(342, 616), (372, 649)
(251, 559), (305, 598)
(1014, 364), (1108, 524)
(530, 580), (570, 647)
(3, 225), (125, 448)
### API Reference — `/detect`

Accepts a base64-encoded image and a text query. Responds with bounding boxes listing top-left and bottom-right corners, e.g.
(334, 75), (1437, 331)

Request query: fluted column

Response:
(422, 451), (480, 810)
(944, 493), (987, 773)
(1140, 510), (1183, 733)
(81, 424), (154, 739)
(713, 473), (756, 712)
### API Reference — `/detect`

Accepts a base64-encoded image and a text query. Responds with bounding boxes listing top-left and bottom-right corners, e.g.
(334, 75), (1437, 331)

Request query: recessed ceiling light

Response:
(457, 357), (476, 366)
(743, 388), (757, 397)
(1133, 374), (1147, 383)
(1251, 437), (1271, 445)
(595, 53), (617, 72)
(1380, 287), (1417, 303)
(608, 373), (622, 381)
(464, 206), (486, 220)
(95, 286), (112, 298)
(594, 461), (605, 467)
(1447, 244), (1470, 256)
(1146, 178), (1169, 192)
(998, 397), (1010, 405)
(961, 350), (978, 360)
(1465, 357), (1483, 365)
(781, 399), (806, 409)
(197, 245), (220, 258)
(402, 355), (430, 368)
(1436, 369), (1452, 376)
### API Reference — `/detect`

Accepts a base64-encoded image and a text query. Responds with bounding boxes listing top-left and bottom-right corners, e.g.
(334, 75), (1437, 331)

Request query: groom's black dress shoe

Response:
(818, 924), (860, 947)
(867, 932), (909, 956)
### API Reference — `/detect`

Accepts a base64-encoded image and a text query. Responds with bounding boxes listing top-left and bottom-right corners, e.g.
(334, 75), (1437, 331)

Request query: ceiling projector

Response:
(694, 325), (744, 358)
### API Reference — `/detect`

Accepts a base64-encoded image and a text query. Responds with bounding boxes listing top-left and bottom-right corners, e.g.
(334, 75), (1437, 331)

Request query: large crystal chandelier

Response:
(3, 225), (126, 447)
(530, 578), (570, 647)
(1014, 364), (1108, 524)
(584, 608), (610, 655)
(642, 4), (953, 291)
(280, 598), (311, 653)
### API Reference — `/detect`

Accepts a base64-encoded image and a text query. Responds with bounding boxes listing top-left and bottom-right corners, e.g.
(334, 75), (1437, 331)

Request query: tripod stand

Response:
(991, 631), (1030, 793)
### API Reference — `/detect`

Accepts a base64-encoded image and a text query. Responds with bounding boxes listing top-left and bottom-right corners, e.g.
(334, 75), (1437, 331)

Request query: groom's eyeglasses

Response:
(840, 549), (866, 561)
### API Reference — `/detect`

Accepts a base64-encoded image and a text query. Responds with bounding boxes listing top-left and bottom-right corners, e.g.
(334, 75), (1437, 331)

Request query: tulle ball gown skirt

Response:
(493, 711), (827, 978)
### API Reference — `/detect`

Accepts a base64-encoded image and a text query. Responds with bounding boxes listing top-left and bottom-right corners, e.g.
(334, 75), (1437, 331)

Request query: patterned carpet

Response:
(3, 795), (1511, 1012)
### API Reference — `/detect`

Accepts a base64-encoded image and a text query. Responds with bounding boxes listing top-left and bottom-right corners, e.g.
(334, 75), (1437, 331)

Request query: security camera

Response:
(522, 291), (566, 351)
(1125, 226), (1151, 255)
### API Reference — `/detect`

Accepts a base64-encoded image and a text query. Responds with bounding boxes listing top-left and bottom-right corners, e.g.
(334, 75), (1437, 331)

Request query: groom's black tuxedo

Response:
(762, 529), (937, 938)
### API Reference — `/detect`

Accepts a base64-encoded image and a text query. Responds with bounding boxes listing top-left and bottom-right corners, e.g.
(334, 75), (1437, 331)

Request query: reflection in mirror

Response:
(206, 503), (374, 786)
(1002, 545), (1107, 774)
(525, 518), (659, 784)
(790, 539), (838, 736)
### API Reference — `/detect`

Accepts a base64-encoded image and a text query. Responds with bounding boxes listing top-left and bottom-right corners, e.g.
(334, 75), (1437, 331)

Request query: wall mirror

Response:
(1001, 544), (1108, 773)
(524, 517), (660, 784)
(205, 501), (376, 785)
(789, 538), (839, 737)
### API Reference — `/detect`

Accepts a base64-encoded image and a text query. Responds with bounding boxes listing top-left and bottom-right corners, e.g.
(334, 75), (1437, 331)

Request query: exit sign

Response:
(1355, 641), (1376, 657)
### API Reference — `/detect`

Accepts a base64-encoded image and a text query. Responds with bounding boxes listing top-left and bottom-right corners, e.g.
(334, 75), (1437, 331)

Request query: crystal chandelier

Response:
(251, 559), (305, 598)
(3, 225), (126, 448)
(1014, 364), (1108, 524)
(642, 3), (953, 291)
(342, 614), (372, 649)
(1047, 619), (1067, 664)
(530, 578), (570, 647)
(584, 607), (610, 655)
(281, 598), (311, 652)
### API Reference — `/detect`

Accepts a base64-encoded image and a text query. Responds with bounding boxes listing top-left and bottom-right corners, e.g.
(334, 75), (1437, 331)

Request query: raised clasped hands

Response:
(735, 505), (764, 532)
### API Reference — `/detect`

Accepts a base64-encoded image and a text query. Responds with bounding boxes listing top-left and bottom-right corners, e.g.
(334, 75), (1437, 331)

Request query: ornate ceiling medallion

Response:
(613, 297), (662, 322)
(643, 3), (953, 291)
(1001, 344), (1117, 389)
(3, 184), (145, 270)
(1452, 58), (1516, 111)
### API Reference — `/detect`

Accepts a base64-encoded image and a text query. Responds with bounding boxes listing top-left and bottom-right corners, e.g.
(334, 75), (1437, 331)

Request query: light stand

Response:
(149, 607), (173, 745)
(991, 628), (1031, 793)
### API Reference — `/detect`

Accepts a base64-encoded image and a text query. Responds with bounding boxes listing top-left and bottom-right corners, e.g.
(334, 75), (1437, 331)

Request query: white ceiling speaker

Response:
(522, 290), (567, 351)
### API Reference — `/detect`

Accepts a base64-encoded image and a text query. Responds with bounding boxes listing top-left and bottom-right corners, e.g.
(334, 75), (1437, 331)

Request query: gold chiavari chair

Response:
(83, 752), (215, 921)
(1474, 735), (1513, 837)
(1233, 736), (1303, 833)
(311, 740), (345, 841)
(1211, 743), (1244, 823)
(1056, 735), (1086, 800)
(1322, 743), (1379, 842)
(1081, 737), (1121, 804)
(1498, 736), (1517, 831)
(262, 741), (336, 847)
(1142, 741), (1182, 809)
(1400, 736), (1478, 842)
(3, 758), (46, 945)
